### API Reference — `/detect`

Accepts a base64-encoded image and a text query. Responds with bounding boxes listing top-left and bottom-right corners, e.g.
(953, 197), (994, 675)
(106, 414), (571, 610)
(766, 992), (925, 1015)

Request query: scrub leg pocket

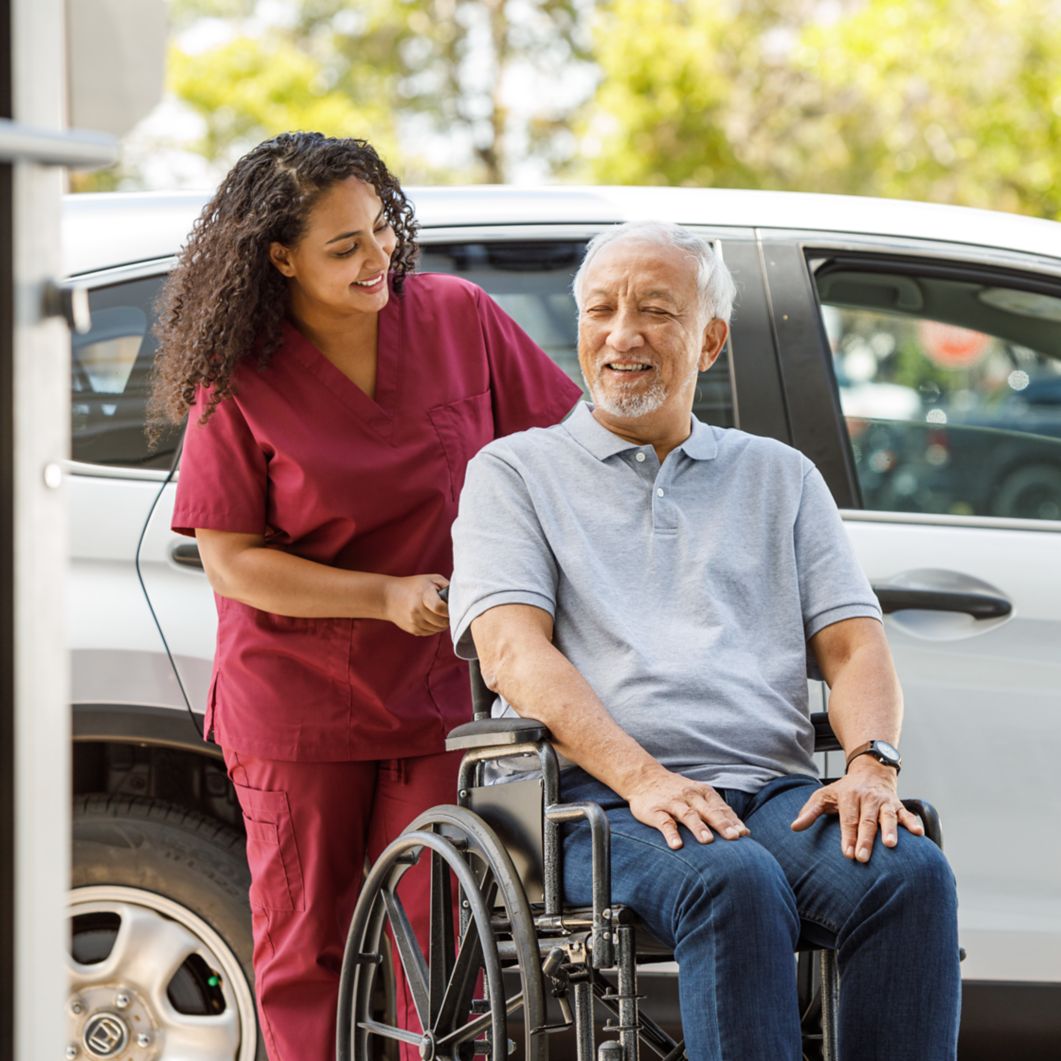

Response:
(224, 750), (379, 1061)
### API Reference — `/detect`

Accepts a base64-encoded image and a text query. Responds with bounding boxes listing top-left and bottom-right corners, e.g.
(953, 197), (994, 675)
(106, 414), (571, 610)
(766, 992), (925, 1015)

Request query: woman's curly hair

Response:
(148, 132), (418, 440)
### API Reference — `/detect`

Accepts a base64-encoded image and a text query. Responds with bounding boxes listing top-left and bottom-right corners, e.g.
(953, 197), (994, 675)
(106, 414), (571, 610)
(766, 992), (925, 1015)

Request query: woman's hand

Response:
(383, 574), (450, 636)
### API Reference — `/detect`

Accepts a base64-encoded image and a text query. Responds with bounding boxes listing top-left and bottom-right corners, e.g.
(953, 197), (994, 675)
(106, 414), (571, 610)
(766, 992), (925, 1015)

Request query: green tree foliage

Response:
(167, 0), (593, 183)
(169, 33), (401, 166)
(578, 0), (1061, 220)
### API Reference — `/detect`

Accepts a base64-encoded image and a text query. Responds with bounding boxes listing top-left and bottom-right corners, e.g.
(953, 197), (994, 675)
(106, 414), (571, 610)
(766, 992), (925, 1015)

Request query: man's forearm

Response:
(823, 644), (903, 753)
(796, 617), (919, 860)
(470, 604), (751, 847)
(471, 606), (665, 798)
(811, 618), (903, 756)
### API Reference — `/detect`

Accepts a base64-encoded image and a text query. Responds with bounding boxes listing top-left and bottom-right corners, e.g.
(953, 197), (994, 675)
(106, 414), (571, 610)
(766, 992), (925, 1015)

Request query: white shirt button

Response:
(635, 452), (646, 463)
(656, 488), (665, 497)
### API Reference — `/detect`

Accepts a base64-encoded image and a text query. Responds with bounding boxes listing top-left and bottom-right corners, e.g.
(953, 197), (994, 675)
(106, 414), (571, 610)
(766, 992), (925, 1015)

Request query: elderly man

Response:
(448, 222), (960, 1060)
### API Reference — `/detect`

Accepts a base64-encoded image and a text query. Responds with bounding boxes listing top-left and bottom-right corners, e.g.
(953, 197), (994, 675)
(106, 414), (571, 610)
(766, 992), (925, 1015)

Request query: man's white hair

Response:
(573, 221), (737, 324)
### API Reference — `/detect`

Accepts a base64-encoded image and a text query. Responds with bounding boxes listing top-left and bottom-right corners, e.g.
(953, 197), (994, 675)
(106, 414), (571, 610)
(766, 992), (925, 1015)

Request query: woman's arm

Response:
(196, 528), (449, 636)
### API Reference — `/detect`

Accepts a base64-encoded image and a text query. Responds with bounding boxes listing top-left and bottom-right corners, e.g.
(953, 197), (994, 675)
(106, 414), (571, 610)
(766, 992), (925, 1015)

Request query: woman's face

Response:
(269, 176), (398, 319)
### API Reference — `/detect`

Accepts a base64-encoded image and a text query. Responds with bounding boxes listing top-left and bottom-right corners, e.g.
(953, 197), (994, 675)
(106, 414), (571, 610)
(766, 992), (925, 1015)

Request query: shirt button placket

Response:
(652, 474), (678, 534)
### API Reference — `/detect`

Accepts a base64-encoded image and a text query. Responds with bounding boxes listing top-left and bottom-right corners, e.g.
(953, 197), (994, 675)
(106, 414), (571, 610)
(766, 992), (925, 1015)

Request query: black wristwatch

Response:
(845, 739), (902, 774)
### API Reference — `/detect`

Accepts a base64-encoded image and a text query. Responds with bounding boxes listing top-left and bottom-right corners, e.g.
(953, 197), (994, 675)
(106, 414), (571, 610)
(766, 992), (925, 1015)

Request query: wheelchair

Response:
(336, 662), (944, 1061)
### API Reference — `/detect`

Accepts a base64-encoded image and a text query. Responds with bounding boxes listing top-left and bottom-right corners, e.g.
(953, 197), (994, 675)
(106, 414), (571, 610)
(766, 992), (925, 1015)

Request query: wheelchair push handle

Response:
(436, 583), (496, 720)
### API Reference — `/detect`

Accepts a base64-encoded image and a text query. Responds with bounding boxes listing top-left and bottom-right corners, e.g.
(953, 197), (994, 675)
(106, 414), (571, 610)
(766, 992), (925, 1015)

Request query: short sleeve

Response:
(473, 287), (582, 437)
(794, 465), (882, 638)
(449, 447), (559, 659)
(172, 387), (268, 537)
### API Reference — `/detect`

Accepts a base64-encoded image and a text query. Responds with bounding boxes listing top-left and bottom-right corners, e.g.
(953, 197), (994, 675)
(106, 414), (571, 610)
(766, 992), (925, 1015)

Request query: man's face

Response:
(577, 238), (725, 432)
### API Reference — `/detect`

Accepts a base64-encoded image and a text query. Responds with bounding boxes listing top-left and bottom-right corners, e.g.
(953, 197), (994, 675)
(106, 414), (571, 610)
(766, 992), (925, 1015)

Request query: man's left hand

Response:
(790, 758), (924, 863)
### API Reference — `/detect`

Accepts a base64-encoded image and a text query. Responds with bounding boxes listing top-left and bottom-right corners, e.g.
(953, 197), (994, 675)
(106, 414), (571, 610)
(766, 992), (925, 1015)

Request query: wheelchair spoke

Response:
(356, 1017), (424, 1046)
(436, 991), (524, 1051)
(479, 872), (499, 913)
(428, 849), (456, 1027)
(435, 916), (484, 1034)
(382, 888), (430, 1029)
(341, 813), (548, 1061)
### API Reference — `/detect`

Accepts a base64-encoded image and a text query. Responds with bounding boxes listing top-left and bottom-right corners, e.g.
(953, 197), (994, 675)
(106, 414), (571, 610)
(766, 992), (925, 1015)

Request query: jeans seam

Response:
(799, 908), (840, 935)
(606, 826), (728, 1060)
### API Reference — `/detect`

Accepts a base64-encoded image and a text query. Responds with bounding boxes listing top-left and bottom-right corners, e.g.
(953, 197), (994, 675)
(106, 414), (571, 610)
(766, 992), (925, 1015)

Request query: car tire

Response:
(69, 794), (264, 1060)
(992, 462), (1061, 521)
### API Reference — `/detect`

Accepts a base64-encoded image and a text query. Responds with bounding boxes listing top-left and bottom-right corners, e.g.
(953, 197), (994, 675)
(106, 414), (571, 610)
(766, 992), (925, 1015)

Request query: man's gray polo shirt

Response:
(450, 402), (882, 793)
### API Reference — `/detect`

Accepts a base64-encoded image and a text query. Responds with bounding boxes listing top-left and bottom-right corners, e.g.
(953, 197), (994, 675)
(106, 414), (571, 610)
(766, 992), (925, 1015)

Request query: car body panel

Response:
(761, 231), (1061, 986)
(63, 188), (1061, 278)
(843, 515), (1061, 982)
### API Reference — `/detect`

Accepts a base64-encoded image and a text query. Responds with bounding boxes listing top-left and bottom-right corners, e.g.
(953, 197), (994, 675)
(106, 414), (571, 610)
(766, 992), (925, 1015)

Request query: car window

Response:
(72, 240), (737, 472)
(812, 259), (1061, 521)
(420, 240), (735, 428)
(71, 274), (181, 470)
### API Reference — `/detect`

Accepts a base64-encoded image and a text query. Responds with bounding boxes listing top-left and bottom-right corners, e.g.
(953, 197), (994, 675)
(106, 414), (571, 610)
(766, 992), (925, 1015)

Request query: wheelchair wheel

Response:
(797, 948), (840, 1061)
(338, 805), (546, 1061)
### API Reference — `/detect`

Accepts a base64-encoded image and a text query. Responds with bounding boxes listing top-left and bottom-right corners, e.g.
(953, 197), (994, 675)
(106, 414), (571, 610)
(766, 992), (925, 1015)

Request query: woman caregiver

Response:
(150, 131), (581, 1059)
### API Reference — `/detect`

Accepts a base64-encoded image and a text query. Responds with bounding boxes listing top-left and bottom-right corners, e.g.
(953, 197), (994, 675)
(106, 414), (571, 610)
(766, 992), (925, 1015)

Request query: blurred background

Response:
(72, 0), (1061, 220)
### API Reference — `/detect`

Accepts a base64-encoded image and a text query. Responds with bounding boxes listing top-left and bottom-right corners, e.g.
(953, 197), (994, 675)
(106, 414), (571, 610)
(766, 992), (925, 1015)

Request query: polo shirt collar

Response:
(678, 415), (719, 461)
(564, 402), (719, 462)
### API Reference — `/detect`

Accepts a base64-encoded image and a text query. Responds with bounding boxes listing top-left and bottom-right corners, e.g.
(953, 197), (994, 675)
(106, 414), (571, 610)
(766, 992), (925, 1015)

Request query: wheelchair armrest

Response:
(445, 716), (551, 752)
(811, 711), (842, 753)
(901, 798), (943, 849)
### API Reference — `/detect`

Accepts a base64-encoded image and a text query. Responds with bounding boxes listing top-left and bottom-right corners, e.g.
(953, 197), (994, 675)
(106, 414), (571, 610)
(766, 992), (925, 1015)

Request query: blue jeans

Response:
(560, 773), (961, 1061)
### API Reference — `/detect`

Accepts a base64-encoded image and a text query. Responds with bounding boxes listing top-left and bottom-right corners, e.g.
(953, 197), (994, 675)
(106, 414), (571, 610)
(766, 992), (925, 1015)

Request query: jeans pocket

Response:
(232, 782), (305, 913)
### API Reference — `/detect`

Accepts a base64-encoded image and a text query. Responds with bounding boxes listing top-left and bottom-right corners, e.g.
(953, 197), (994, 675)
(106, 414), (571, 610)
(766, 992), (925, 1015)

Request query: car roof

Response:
(62, 185), (1061, 278)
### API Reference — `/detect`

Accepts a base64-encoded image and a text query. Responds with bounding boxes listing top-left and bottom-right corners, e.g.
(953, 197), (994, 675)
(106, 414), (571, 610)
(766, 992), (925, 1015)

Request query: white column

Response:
(11, 1), (70, 1057)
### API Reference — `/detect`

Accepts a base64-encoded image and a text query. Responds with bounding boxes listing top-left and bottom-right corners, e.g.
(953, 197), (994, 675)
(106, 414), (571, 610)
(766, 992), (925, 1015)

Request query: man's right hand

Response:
(625, 769), (750, 849)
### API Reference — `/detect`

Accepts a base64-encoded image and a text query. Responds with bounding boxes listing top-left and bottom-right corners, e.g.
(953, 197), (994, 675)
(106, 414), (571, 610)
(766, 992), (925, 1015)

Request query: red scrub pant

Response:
(224, 748), (463, 1061)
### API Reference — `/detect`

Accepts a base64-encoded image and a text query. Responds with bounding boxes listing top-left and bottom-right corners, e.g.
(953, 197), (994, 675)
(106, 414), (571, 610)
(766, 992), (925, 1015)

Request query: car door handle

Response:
(873, 585), (1011, 619)
(170, 543), (204, 570)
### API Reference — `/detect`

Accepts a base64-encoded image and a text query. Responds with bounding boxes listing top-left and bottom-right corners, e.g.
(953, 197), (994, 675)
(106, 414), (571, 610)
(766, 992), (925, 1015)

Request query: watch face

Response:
(874, 741), (901, 763)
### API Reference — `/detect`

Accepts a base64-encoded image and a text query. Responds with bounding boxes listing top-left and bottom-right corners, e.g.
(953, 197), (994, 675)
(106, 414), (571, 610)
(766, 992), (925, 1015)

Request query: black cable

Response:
(134, 432), (203, 739)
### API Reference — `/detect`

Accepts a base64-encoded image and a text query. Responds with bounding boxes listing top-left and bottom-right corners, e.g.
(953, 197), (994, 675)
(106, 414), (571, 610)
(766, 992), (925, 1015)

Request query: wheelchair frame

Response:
(337, 683), (942, 1061)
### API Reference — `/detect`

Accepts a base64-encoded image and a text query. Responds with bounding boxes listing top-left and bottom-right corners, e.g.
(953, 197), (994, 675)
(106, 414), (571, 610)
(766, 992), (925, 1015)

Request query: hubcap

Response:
(83, 1012), (128, 1057)
(68, 885), (257, 1061)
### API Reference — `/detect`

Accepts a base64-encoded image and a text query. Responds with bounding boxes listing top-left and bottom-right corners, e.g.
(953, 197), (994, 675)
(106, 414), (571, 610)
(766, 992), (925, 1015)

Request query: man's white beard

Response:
(587, 360), (698, 419)
(591, 378), (668, 418)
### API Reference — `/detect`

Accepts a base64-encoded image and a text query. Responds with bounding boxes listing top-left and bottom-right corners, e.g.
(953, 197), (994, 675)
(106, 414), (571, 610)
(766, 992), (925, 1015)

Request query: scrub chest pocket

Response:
(428, 389), (495, 501)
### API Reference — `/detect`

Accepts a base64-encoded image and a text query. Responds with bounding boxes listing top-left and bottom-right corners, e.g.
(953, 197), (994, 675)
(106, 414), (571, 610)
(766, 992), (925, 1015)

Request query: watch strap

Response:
(845, 740), (901, 773)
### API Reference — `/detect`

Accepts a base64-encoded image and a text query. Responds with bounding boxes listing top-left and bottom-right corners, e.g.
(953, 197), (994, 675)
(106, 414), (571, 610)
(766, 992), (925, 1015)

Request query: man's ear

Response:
(268, 242), (296, 278)
(699, 318), (729, 372)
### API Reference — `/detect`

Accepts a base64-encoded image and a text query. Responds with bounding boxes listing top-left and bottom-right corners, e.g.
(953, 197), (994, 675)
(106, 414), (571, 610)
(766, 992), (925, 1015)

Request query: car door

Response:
(65, 264), (192, 720)
(761, 232), (1061, 1044)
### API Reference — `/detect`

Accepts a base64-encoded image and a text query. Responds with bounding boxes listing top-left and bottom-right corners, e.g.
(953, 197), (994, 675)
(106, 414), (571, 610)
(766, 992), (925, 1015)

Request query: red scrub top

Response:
(172, 272), (581, 761)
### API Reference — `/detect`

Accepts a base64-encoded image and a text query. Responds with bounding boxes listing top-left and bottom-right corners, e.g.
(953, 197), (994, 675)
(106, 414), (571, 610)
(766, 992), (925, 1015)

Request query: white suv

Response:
(65, 188), (1061, 1060)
